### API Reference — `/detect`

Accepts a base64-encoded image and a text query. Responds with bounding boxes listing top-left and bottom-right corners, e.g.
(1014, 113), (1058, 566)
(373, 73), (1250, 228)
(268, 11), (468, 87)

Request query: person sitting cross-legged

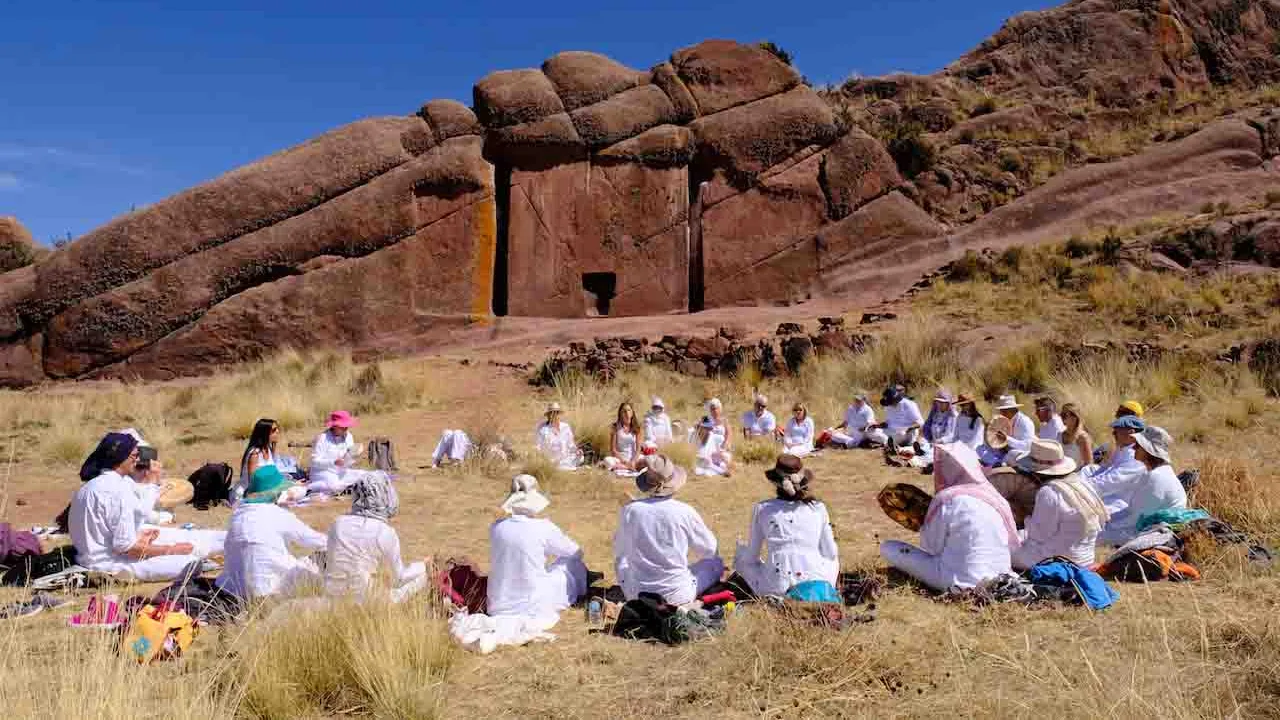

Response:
(733, 455), (838, 598)
(1010, 440), (1108, 570)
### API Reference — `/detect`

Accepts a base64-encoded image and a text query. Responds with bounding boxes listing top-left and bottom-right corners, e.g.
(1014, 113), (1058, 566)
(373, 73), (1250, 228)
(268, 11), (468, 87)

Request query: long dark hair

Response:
(615, 402), (640, 435)
(961, 402), (984, 429)
(241, 419), (278, 471)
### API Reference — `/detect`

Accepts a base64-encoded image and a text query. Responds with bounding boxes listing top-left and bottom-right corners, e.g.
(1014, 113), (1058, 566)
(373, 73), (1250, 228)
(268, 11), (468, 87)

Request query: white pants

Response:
(148, 525), (226, 557)
(782, 442), (814, 457)
(308, 468), (376, 495)
(432, 429), (472, 467)
(602, 456), (640, 476)
(618, 556), (724, 607)
(829, 429), (870, 448)
(92, 553), (206, 583)
(880, 540), (952, 592)
(695, 452), (731, 477)
(866, 427), (918, 447)
(546, 556), (590, 611)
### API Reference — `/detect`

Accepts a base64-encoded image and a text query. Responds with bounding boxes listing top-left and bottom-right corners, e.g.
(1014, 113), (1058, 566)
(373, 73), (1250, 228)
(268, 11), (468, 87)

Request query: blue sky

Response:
(0, 0), (1057, 245)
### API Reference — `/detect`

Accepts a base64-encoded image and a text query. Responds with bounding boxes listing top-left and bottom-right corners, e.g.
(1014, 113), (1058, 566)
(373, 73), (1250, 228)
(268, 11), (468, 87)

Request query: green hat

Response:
(243, 465), (294, 504)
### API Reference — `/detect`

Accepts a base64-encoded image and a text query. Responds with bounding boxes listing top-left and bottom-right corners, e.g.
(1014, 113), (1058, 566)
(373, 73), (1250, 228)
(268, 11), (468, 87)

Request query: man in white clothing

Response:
(308, 410), (368, 495)
(994, 395), (1036, 453)
(487, 475), (588, 623)
(1034, 397), (1067, 441)
(70, 433), (206, 583)
(1098, 425), (1187, 546)
(829, 392), (878, 448)
(1082, 415), (1150, 543)
(741, 394), (778, 439)
(643, 397), (674, 445)
(535, 402), (582, 470)
(870, 385), (924, 449)
(1010, 440), (1108, 569)
(614, 456), (724, 606)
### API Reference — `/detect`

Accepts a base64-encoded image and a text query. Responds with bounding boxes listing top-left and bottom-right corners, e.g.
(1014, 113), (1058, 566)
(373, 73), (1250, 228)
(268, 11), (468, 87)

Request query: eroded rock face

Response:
(0, 217), (38, 274)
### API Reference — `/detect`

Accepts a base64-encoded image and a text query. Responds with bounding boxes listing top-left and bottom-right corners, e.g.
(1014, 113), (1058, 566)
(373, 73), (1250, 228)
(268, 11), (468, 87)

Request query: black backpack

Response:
(610, 592), (686, 645)
(189, 463), (233, 510)
(366, 437), (398, 472)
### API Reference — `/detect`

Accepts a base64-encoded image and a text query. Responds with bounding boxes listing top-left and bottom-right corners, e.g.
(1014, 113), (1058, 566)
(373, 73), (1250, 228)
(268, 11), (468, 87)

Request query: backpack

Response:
(435, 560), (487, 613)
(1, 544), (77, 587)
(1100, 549), (1200, 582)
(366, 437), (398, 472)
(189, 463), (233, 510)
(121, 603), (198, 664)
(611, 592), (687, 645)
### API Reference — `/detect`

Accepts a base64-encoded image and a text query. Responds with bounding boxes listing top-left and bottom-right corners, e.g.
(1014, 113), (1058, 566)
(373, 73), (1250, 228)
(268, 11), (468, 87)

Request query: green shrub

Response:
(980, 344), (1052, 400)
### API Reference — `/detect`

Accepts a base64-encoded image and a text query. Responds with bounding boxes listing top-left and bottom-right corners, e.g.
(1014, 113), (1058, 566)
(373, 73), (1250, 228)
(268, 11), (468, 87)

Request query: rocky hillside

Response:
(2, 0), (1280, 388)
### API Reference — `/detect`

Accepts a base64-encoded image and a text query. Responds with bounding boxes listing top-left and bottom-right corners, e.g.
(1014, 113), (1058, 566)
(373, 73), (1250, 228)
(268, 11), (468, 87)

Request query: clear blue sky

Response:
(0, 0), (1058, 245)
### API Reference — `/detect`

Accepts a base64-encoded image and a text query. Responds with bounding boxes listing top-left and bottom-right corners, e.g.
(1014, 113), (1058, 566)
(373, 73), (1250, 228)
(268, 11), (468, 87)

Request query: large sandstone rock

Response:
(485, 113), (587, 168)
(672, 40), (800, 115)
(0, 266), (36, 340)
(0, 334), (43, 387)
(649, 63), (699, 123)
(473, 69), (565, 128)
(506, 161), (688, 317)
(818, 191), (947, 267)
(690, 86), (839, 183)
(21, 116), (427, 326)
(570, 84), (679, 149)
(0, 217), (38, 273)
(42, 137), (493, 378)
(821, 129), (904, 219)
(597, 125), (695, 168)
(542, 51), (645, 111)
(418, 99), (482, 141)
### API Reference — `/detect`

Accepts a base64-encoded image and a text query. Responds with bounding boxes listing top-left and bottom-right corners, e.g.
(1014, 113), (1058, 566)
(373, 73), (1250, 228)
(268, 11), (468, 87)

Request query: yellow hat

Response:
(1119, 400), (1145, 417)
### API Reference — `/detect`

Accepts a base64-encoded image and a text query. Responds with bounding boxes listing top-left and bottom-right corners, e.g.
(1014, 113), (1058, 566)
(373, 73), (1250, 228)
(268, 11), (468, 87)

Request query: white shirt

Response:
(312, 431), (357, 477)
(324, 514), (426, 600)
(919, 495), (1013, 589)
(643, 412), (674, 445)
(613, 426), (638, 462)
(614, 497), (719, 606)
(1014, 480), (1102, 568)
(1006, 412), (1037, 452)
(1082, 445), (1147, 515)
(217, 503), (327, 599)
(738, 499), (838, 597)
(488, 515), (582, 620)
(741, 410), (778, 437)
(783, 417), (815, 448)
(925, 407), (958, 444)
(1102, 464), (1188, 545)
(884, 399), (925, 432)
(953, 416), (985, 449)
(70, 471), (142, 570)
(843, 403), (875, 432)
(1038, 414), (1067, 441)
(535, 421), (578, 467)
(695, 433), (729, 476)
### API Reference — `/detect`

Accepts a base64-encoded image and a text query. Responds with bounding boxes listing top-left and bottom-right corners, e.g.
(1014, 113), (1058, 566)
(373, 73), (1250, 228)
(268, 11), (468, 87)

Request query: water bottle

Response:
(181, 523), (195, 530)
(586, 599), (603, 626)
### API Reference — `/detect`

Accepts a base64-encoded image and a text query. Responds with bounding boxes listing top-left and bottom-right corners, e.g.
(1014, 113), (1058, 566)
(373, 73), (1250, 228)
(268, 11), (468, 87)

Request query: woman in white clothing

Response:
(734, 455), (838, 597)
(234, 419), (280, 504)
(880, 443), (1018, 591)
(487, 475), (588, 623)
(1010, 440), (1108, 570)
(706, 398), (732, 451)
(1059, 403), (1093, 469)
(643, 397), (674, 446)
(614, 456), (724, 607)
(693, 416), (733, 477)
(829, 392), (877, 448)
(535, 403), (583, 470)
(602, 402), (642, 473)
(777, 403), (816, 457)
(952, 395), (986, 449)
(308, 410), (369, 495)
(70, 433), (205, 583)
(325, 472), (428, 604)
(218, 466), (327, 600)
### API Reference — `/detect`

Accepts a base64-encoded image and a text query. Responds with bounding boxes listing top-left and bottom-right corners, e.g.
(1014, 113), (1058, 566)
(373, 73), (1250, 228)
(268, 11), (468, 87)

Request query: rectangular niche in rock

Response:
(582, 272), (617, 316)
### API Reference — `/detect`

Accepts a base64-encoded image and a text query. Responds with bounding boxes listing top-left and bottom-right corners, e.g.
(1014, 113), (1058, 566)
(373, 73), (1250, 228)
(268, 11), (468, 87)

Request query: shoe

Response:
(885, 437), (898, 454)
(586, 570), (605, 586)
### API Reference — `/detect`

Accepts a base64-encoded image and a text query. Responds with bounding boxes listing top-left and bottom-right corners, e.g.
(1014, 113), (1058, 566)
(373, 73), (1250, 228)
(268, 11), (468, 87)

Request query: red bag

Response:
(436, 559), (488, 613)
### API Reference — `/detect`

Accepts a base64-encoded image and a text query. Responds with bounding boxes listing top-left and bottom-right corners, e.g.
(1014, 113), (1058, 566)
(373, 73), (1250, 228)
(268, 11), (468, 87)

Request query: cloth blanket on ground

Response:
(1024, 560), (1119, 610)
(1137, 508), (1211, 533)
(448, 610), (557, 654)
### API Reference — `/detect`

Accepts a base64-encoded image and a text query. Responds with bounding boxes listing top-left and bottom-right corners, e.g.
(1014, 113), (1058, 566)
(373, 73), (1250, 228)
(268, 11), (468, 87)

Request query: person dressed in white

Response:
(1010, 440), (1108, 570)
(1059, 403), (1094, 469)
(994, 395), (1037, 453)
(431, 429), (472, 468)
(829, 392), (878, 448)
(869, 385), (925, 448)
(602, 402), (642, 474)
(535, 402), (582, 470)
(324, 472), (428, 604)
(70, 433), (207, 583)
(487, 475), (588, 624)
(734, 455), (839, 597)
(693, 416), (733, 477)
(235, 419), (281, 504)
(1082, 415), (1151, 543)
(615, 456), (724, 606)
(1099, 426), (1187, 546)
(705, 398), (732, 451)
(1035, 397), (1067, 441)
(953, 395), (986, 450)
(880, 443), (1018, 592)
(308, 410), (371, 495)
(922, 389), (958, 446)
(741, 394), (778, 439)
(777, 402), (816, 457)
(643, 397), (674, 446)
(217, 466), (328, 600)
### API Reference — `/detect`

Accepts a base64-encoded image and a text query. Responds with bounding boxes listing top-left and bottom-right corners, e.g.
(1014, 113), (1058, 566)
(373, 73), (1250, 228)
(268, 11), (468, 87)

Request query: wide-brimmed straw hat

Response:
(545, 402), (563, 416)
(955, 393), (976, 406)
(985, 415), (1014, 449)
(636, 455), (688, 496)
(501, 474), (551, 516)
(1134, 426), (1172, 464)
(650, 397), (665, 409)
(1015, 439), (1078, 476)
(994, 395), (1023, 411)
(325, 410), (359, 429)
(156, 479), (194, 509)
(765, 454), (814, 485)
(934, 388), (956, 403)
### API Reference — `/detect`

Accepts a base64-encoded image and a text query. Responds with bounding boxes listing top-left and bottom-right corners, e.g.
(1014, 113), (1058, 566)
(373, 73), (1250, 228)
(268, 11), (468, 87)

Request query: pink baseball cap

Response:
(325, 410), (358, 429)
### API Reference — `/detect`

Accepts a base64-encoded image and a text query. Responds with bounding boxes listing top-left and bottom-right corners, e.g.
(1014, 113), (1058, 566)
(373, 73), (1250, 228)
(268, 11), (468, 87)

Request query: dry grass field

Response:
(2, 246), (1280, 718)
